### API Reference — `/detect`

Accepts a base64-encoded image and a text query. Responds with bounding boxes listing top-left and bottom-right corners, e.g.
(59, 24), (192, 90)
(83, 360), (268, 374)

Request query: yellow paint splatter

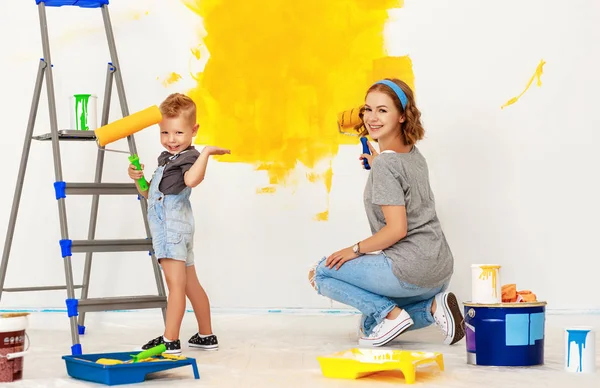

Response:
(130, 10), (150, 20)
(181, 0), (413, 219)
(256, 186), (276, 195)
(160, 72), (183, 87)
(313, 210), (330, 222)
(190, 48), (202, 60)
(501, 59), (546, 109)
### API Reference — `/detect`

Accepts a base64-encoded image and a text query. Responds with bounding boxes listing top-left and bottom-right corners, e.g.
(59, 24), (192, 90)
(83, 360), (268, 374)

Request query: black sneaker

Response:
(188, 333), (218, 350)
(140, 335), (181, 355)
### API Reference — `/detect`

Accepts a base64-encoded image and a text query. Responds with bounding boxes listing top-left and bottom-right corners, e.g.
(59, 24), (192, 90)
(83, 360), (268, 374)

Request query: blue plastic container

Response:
(463, 301), (546, 366)
(62, 351), (199, 385)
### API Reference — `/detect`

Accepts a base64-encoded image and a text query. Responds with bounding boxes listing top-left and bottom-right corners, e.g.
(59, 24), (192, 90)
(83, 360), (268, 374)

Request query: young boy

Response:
(128, 93), (230, 354)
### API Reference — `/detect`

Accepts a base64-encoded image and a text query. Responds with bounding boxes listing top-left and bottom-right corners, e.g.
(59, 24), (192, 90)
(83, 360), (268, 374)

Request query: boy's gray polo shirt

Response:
(156, 146), (200, 195)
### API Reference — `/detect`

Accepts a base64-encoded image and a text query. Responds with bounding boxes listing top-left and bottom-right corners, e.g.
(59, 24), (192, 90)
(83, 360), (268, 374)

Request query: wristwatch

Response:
(352, 242), (362, 255)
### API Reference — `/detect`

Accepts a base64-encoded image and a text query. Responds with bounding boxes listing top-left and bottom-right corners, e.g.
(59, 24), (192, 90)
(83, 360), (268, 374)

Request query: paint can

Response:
(69, 94), (98, 131)
(464, 302), (546, 366)
(471, 264), (501, 303)
(564, 327), (595, 373)
(0, 313), (29, 383)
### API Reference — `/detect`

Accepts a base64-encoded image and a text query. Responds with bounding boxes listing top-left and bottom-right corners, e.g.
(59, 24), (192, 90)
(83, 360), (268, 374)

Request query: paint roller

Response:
(337, 106), (372, 170)
(94, 105), (162, 191)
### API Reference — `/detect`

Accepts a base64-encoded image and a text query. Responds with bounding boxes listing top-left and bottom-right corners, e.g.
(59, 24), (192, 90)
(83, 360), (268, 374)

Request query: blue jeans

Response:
(313, 253), (448, 336)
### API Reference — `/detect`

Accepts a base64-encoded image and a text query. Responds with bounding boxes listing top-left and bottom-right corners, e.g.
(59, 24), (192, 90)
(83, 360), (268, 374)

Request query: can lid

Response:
(463, 301), (547, 308)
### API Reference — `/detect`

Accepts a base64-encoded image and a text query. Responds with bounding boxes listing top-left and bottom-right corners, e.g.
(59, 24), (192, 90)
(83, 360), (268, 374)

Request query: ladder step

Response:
(3, 285), (83, 292)
(37, 0), (109, 9)
(65, 183), (139, 195)
(32, 129), (97, 142)
(71, 239), (152, 253)
(77, 295), (167, 313)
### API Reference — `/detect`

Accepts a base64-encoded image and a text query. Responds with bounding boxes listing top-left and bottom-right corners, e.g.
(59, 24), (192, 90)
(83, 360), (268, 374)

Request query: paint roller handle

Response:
(360, 137), (371, 170)
(131, 343), (166, 363)
(128, 154), (149, 191)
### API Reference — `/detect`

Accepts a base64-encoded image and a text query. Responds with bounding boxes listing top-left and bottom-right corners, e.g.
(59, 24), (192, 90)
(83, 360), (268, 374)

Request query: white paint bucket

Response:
(69, 94), (98, 131)
(471, 264), (501, 304)
(565, 327), (596, 373)
(0, 313), (29, 383)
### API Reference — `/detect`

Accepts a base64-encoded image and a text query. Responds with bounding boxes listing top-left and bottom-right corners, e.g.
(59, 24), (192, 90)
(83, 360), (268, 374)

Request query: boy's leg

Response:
(139, 258), (186, 354)
(185, 265), (213, 334)
(161, 259), (187, 341)
(185, 265), (219, 350)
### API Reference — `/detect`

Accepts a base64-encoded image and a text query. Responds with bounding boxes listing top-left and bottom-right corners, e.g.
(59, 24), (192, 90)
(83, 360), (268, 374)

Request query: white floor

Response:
(4, 311), (599, 387)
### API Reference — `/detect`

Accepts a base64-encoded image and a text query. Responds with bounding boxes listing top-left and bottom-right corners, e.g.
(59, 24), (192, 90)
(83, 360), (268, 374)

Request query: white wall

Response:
(0, 0), (598, 313)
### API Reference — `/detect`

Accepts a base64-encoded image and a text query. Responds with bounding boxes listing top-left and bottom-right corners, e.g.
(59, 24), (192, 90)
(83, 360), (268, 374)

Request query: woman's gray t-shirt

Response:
(363, 147), (453, 288)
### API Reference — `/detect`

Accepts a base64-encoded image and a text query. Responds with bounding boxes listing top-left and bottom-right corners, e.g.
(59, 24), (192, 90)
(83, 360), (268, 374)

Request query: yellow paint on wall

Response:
(160, 72), (183, 87)
(181, 0), (413, 219)
(501, 59), (546, 109)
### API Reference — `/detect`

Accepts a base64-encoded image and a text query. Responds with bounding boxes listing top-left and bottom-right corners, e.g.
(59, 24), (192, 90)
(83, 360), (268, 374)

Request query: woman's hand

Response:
(326, 246), (359, 270)
(359, 140), (378, 169)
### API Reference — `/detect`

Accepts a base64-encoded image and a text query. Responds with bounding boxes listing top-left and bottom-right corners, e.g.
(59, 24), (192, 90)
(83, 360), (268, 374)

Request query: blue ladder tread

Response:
(36, 0), (109, 8)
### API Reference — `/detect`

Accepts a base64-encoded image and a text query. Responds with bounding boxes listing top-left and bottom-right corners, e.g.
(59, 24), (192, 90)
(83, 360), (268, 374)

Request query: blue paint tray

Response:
(62, 351), (199, 385)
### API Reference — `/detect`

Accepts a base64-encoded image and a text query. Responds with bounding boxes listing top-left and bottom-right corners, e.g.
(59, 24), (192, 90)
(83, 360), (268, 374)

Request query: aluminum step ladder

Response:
(0, 0), (167, 355)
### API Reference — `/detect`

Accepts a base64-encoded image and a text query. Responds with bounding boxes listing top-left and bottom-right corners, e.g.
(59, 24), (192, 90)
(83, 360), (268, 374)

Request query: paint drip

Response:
(70, 94), (97, 131)
(75, 94), (90, 130)
(567, 329), (588, 372)
(479, 265), (500, 298)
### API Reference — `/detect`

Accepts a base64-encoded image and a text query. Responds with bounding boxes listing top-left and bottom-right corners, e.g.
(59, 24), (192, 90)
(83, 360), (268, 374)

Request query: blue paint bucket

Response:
(463, 301), (546, 366)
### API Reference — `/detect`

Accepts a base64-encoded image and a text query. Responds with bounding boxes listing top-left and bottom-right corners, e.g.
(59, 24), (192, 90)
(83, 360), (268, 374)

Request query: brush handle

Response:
(128, 154), (149, 191)
(360, 137), (371, 170)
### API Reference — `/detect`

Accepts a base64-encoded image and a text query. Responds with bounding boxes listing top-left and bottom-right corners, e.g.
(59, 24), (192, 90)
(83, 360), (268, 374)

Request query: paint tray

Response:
(317, 348), (444, 384)
(62, 351), (199, 385)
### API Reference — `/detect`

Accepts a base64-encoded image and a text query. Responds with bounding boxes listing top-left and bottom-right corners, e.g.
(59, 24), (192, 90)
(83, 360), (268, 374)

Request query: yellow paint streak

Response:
(256, 186), (276, 194)
(501, 59), (546, 109)
(161, 72), (183, 87)
(479, 265), (500, 298)
(306, 167), (333, 193)
(181, 0), (412, 218)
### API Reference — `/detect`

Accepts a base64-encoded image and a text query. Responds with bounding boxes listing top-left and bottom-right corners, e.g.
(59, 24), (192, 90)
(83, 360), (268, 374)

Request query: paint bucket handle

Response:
(0, 333), (30, 360)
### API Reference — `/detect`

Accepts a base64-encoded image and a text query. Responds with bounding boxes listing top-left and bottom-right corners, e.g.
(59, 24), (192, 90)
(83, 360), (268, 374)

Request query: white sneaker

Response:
(432, 292), (465, 345)
(358, 309), (414, 347)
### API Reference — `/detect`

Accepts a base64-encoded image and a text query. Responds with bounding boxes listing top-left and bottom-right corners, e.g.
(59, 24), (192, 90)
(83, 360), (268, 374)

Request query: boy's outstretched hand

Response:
(202, 146), (231, 156)
(128, 163), (144, 180)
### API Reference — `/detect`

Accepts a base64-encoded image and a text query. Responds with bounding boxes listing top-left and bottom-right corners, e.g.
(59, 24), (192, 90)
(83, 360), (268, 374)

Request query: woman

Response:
(309, 78), (464, 347)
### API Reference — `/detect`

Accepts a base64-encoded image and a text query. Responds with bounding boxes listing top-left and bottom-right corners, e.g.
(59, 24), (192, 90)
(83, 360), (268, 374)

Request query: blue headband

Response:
(373, 80), (408, 110)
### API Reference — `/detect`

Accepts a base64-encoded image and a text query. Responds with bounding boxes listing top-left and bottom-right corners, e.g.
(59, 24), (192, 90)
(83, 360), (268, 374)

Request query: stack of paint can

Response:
(463, 264), (547, 367)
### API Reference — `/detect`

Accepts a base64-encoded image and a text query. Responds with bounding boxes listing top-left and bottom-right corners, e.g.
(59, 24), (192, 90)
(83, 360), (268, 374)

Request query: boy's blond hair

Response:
(159, 93), (197, 126)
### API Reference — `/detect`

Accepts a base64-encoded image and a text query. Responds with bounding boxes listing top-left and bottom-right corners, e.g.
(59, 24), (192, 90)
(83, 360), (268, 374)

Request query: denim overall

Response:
(147, 163), (195, 266)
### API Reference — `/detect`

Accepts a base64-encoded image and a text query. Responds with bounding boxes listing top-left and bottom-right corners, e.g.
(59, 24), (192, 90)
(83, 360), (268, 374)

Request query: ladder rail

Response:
(38, 2), (81, 352)
(0, 60), (46, 300)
